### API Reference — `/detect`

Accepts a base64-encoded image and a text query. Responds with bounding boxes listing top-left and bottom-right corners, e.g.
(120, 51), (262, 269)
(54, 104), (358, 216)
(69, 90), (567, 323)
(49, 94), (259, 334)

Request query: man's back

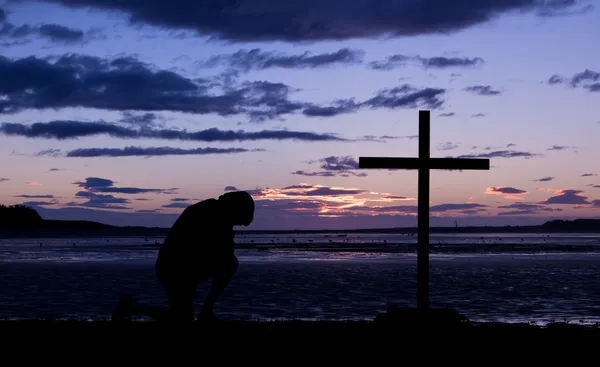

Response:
(159, 199), (234, 263)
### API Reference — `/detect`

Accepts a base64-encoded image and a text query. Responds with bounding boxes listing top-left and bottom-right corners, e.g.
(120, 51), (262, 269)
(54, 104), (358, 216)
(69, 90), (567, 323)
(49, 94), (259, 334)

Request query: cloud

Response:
(0, 54), (444, 120)
(0, 121), (346, 142)
(14, 194), (56, 198)
(581, 173), (597, 177)
(118, 112), (165, 129)
(25, 181), (41, 186)
(547, 145), (574, 151)
(0, 26), (86, 46)
(302, 84), (446, 117)
(368, 54), (484, 70)
(497, 202), (563, 216)
(0, 177), (8, 182)
(63, 146), (264, 158)
(533, 176), (554, 182)
(538, 189), (590, 205)
(439, 112), (455, 117)
(224, 186), (238, 191)
(203, 48), (365, 72)
(362, 85), (445, 110)
(593, 200), (600, 207)
(293, 156), (368, 178)
(485, 186), (528, 200)
(162, 198), (190, 208)
(30, 0), (590, 42)
(430, 203), (487, 212)
(47, 168), (63, 172)
(471, 113), (486, 118)
(35, 149), (62, 157)
(437, 142), (460, 151)
(548, 69), (600, 92)
(457, 150), (539, 159)
(67, 192), (131, 210)
(464, 85), (502, 96)
(73, 177), (177, 195)
(0, 9), (86, 45)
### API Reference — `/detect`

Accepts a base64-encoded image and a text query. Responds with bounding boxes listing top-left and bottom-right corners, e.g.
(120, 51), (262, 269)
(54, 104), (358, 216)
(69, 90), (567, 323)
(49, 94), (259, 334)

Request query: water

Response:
(1, 232), (600, 325)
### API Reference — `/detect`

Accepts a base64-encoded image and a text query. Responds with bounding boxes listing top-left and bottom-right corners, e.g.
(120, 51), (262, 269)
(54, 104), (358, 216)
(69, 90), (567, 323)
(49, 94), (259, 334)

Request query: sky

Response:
(0, 0), (599, 230)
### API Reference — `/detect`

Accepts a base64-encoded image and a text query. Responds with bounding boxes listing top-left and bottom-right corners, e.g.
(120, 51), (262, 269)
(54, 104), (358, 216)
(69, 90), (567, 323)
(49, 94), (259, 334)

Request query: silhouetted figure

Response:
(112, 191), (255, 322)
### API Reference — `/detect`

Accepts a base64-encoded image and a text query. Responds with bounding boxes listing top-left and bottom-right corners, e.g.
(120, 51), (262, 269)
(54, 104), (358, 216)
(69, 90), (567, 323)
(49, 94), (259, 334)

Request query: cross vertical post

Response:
(417, 110), (430, 311)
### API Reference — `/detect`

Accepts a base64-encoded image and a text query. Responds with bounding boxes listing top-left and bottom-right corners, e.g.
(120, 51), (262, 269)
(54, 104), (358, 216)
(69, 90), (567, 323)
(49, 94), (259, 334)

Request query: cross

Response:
(358, 110), (490, 312)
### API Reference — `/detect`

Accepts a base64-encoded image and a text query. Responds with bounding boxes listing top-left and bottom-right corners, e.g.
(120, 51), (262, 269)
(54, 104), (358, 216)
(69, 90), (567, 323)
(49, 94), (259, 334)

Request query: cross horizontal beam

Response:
(359, 157), (490, 170)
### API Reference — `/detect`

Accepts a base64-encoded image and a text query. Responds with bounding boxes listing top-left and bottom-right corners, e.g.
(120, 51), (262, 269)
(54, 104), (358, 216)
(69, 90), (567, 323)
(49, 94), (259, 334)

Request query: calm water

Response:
(1, 232), (600, 325)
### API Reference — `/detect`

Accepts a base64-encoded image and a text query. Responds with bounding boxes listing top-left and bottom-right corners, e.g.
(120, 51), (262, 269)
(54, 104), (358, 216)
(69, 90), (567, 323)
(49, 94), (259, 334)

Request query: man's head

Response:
(218, 191), (255, 226)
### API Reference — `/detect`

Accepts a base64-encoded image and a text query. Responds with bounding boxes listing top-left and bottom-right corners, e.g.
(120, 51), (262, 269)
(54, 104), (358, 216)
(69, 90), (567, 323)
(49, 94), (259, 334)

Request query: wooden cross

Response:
(358, 110), (490, 311)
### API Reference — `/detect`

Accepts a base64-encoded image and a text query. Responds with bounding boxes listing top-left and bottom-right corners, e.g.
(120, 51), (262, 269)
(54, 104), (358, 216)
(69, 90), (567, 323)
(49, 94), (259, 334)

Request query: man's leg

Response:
(199, 254), (239, 319)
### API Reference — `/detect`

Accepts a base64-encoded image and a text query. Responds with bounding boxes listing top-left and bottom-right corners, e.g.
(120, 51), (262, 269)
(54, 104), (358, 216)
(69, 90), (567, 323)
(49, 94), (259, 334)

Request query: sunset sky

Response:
(1, 0), (599, 230)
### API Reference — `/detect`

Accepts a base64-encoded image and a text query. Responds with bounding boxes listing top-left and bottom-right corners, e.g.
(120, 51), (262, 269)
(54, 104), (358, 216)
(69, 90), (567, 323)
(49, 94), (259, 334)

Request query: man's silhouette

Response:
(112, 191), (255, 322)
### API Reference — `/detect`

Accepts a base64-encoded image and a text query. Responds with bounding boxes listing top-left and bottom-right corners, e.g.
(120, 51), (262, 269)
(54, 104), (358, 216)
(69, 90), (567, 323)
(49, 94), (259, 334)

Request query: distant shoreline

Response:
(1, 218), (600, 238)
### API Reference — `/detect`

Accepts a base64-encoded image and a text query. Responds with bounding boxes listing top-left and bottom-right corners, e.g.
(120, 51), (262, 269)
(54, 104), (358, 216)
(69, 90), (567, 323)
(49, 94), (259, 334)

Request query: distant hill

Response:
(0, 204), (599, 238)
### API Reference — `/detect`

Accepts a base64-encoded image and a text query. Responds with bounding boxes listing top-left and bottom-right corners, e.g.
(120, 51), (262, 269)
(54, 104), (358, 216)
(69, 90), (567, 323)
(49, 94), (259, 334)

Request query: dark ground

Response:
(2, 319), (600, 339)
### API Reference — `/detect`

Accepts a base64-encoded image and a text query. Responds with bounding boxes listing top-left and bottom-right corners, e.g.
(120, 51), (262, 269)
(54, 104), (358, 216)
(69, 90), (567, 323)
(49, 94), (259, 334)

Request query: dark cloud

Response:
(14, 194), (56, 198)
(64, 146), (262, 158)
(0, 54), (443, 120)
(539, 189), (590, 205)
(0, 54), (301, 121)
(593, 200), (600, 207)
(368, 55), (484, 70)
(487, 187), (527, 194)
(581, 173), (597, 177)
(548, 69), (600, 92)
(363, 85), (445, 110)
(170, 198), (191, 202)
(533, 176), (554, 182)
(0, 9), (85, 44)
(35, 149), (62, 157)
(464, 85), (501, 96)
(302, 84), (446, 118)
(1, 121), (345, 142)
(302, 99), (360, 117)
(73, 177), (177, 195)
(203, 48), (364, 72)
(162, 202), (189, 208)
(439, 112), (455, 117)
(293, 156), (368, 178)
(430, 203), (487, 212)
(497, 203), (563, 216)
(0, 177), (9, 182)
(457, 150), (539, 159)
(118, 112), (165, 129)
(136, 209), (161, 213)
(67, 191), (131, 210)
(21, 200), (58, 207)
(471, 113), (486, 118)
(29, 0), (589, 42)
(47, 168), (63, 172)
(224, 186), (238, 191)
(506, 143), (516, 147)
